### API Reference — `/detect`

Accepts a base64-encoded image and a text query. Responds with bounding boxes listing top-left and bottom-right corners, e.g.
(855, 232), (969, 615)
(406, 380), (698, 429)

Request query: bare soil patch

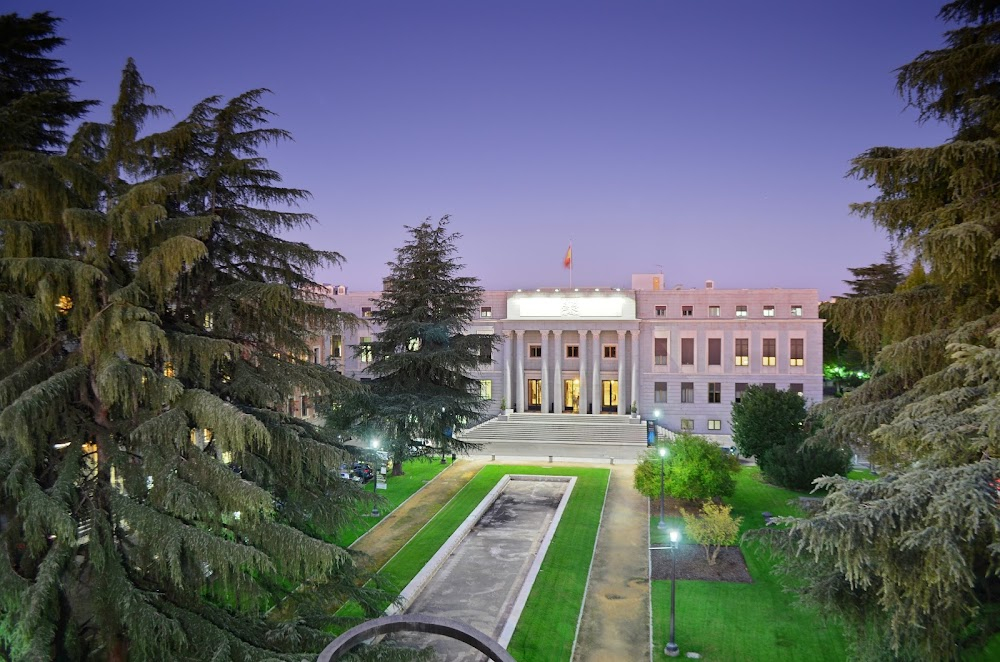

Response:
(650, 544), (752, 583)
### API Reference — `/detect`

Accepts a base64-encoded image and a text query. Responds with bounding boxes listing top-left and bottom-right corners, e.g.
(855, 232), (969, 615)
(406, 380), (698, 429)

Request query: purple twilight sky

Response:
(13, 0), (953, 299)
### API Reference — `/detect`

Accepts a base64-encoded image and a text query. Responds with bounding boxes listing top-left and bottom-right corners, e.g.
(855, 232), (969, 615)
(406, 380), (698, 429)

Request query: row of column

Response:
(502, 329), (640, 415)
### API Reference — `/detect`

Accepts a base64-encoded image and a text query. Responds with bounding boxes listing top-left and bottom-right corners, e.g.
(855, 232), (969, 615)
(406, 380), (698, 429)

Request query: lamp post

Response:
(370, 439), (380, 518)
(665, 528), (680, 657)
(657, 446), (668, 530)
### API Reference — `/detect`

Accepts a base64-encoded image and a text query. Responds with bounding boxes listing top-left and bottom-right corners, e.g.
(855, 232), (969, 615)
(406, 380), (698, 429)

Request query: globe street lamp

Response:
(370, 439), (380, 518)
(666, 528), (680, 657)
(657, 446), (668, 530)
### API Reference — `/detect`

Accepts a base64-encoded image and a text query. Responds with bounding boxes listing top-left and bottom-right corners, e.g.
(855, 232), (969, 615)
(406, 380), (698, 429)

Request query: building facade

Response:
(304, 275), (823, 436)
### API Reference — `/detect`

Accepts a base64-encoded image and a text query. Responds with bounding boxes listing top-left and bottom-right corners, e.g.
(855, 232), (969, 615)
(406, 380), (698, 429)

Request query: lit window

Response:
(763, 305), (775, 317)
(654, 382), (668, 403)
(407, 338), (421, 351)
(735, 338), (749, 366)
(529, 345), (542, 358)
(360, 337), (372, 363)
(708, 419), (721, 431)
(681, 382), (694, 403)
(331, 335), (343, 359)
(735, 383), (747, 403)
(708, 382), (721, 404)
(480, 379), (493, 400)
(709, 306), (720, 317)
(655, 305), (666, 317)
(762, 338), (776, 366)
(682, 306), (693, 317)
(681, 338), (694, 366)
(56, 295), (73, 315)
(163, 362), (176, 378)
(790, 382), (804, 397)
(791, 305), (802, 317)
(603, 345), (617, 359)
(481, 306), (492, 318)
(736, 305), (747, 318)
(654, 338), (668, 365)
(680, 418), (694, 432)
(566, 345), (579, 358)
(708, 338), (721, 366)
(790, 338), (804, 366)
(361, 307), (372, 318)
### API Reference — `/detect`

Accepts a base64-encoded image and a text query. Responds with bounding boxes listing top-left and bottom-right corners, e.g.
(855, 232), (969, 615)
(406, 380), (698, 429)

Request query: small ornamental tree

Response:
(681, 502), (743, 566)
(730, 385), (806, 459)
(634, 435), (740, 502)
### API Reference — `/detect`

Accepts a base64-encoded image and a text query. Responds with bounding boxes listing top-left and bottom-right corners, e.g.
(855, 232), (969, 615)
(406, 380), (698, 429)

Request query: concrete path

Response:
(572, 464), (650, 662)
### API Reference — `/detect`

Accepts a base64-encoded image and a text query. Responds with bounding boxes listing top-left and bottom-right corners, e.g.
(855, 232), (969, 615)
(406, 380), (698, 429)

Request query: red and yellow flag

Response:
(563, 244), (572, 269)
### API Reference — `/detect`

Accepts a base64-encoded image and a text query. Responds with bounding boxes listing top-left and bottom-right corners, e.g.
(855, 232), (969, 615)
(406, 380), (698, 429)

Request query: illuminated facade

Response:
(305, 275), (823, 436)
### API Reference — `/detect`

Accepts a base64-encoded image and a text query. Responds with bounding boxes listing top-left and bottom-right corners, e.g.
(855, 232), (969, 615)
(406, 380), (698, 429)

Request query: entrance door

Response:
(602, 380), (618, 413)
(564, 379), (580, 413)
(527, 379), (542, 411)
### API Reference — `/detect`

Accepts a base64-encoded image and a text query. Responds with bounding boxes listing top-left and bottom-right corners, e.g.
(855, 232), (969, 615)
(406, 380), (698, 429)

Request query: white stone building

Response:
(305, 275), (823, 436)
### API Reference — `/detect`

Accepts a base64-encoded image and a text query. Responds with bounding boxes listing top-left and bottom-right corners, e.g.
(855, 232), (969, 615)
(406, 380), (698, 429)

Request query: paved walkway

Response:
(572, 464), (650, 662)
(352, 458), (650, 661)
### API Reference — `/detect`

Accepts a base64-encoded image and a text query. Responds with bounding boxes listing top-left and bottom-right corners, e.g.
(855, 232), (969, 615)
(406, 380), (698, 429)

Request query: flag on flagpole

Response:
(563, 244), (572, 269)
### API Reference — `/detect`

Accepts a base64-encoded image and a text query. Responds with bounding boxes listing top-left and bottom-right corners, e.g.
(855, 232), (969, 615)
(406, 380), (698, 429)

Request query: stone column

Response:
(553, 330), (563, 413)
(515, 329), (525, 413)
(578, 330), (588, 415)
(540, 329), (550, 414)
(631, 328), (639, 414)
(502, 331), (511, 410)
(592, 330), (601, 415)
(617, 330), (627, 415)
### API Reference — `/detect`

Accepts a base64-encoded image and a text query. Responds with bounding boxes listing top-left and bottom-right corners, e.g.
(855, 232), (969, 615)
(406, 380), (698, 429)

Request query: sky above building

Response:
(13, 0), (953, 299)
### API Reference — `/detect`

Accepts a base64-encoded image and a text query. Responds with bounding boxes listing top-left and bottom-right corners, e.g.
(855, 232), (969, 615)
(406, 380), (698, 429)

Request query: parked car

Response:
(352, 463), (374, 483)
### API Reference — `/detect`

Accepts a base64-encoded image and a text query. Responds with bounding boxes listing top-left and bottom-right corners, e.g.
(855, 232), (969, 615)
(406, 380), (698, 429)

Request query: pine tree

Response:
(0, 56), (394, 660)
(333, 217), (495, 475)
(842, 248), (905, 298)
(771, 2), (1000, 658)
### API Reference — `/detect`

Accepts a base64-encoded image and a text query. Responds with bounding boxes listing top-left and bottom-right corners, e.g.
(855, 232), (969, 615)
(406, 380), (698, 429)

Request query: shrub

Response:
(731, 385), (807, 459)
(758, 437), (851, 490)
(633, 434), (740, 502)
(681, 502), (743, 565)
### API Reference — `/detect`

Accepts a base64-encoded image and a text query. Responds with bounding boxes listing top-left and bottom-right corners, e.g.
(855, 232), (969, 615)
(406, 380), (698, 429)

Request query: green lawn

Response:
(337, 465), (610, 662)
(650, 468), (847, 661)
(334, 458), (451, 547)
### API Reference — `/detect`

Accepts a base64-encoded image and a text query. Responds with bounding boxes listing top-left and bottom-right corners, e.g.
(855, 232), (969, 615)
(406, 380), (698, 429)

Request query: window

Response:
(359, 336), (372, 363)
(603, 345), (617, 359)
(566, 345), (579, 358)
(681, 418), (694, 432)
(762, 338), (776, 366)
(407, 338), (421, 351)
(790, 338), (804, 366)
(313, 347), (320, 364)
(791, 305), (802, 317)
(708, 338), (721, 366)
(681, 338), (694, 365)
(480, 337), (493, 362)
(481, 306), (492, 318)
(654, 382), (668, 403)
(655, 305), (666, 317)
(301, 395), (310, 418)
(762, 383), (776, 391)
(682, 306), (693, 317)
(735, 338), (749, 366)
(709, 305), (720, 317)
(480, 379), (493, 400)
(529, 345), (542, 358)
(681, 382), (694, 403)
(654, 338), (668, 365)
(735, 382), (748, 403)
(708, 382), (722, 403)
(790, 383), (804, 397)
(763, 305), (775, 317)
(331, 335), (343, 359)
(708, 419), (721, 431)
(361, 306), (372, 318)
(736, 305), (747, 318)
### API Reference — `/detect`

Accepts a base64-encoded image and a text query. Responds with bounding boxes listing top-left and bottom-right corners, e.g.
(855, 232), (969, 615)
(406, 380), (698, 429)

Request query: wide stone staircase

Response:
(457, 413), (648, 460)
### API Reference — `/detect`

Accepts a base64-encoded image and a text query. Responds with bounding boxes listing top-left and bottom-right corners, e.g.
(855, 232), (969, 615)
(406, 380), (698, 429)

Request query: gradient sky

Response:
(12, 0), (954, 299)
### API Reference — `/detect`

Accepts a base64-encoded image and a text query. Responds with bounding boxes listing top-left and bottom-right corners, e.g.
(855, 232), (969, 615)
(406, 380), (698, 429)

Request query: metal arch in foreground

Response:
(317, 613), (517, 662)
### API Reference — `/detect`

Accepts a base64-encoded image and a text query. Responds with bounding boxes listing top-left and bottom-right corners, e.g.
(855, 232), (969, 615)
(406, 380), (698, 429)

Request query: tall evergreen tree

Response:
(842, 247), (905, 298)
(771, 2), (1000, 658)
(0, 57), (392, 660)
(333, 217), (495, 475)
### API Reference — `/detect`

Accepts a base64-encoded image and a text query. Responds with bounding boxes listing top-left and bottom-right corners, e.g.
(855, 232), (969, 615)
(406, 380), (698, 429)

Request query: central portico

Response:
(501, 290), (640, 415)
